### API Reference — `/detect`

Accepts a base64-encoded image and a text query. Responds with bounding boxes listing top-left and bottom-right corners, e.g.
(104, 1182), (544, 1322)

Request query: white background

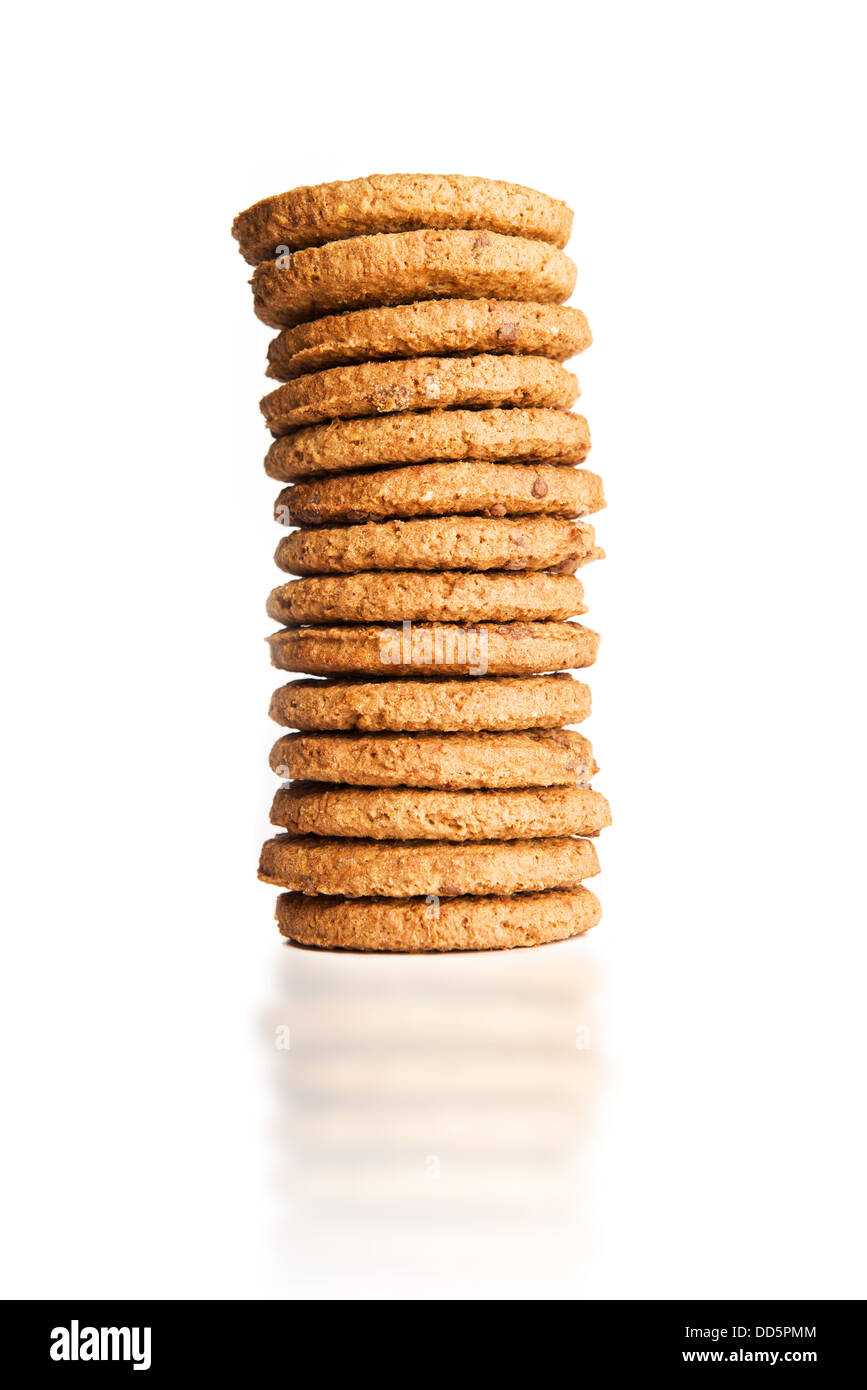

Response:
(1, 1), (865, 1300)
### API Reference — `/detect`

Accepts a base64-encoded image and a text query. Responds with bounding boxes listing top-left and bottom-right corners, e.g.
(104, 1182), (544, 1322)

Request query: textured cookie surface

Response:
(260, 354), (579, 433)
(266, 300), (591, 380)
(266, 570), (586, 624)
(268, 672), (592, 732)
(251, 229), (577, 329)
(259, 833), (600, 896)
(269, 728), (597, 789)
(277, 463), (605, 526)
(271, 783), (611, 841)
(275, 516), (599, 575)
(275, 885), (600, 952)
(267, 620), (600, 675)
(233, 173), (573, 263)
(265, 408), (591, 480)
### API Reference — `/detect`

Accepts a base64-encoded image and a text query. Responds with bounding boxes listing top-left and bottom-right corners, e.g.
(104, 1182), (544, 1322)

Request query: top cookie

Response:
(232, 173), (573, 264)
(251, 229), (577, 329)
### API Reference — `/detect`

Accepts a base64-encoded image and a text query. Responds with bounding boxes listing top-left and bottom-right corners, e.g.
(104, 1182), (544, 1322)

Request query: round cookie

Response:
(269, 728), (597, 789)
(276, 463), (605, 525)
(251, 229), (577, 329)
(274, 516), (599, 576)
(233, 173), (573, 263)
(275, 885), (600, 952)
(265, 408), (591, 480)
(266, 571), (586, 624)
(268, 673), (593, 732)
(258, 833), (600, 897)
(266, 301), (591, 381)
(260, 354), (579, 434)
(267, 620), (600, 676)
(271, 784), (612, 841)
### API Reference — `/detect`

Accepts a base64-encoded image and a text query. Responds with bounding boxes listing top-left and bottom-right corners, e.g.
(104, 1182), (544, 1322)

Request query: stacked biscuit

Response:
(233, 174), (610, 951)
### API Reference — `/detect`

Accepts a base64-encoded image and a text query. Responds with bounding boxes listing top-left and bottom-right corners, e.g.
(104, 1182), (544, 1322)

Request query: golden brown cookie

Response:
(265, 408), (591, 480)
(276, 462), (605, 526)
(266, 570), (586, 624)
(259, 833), (600, 897)
(233, 173), (573, 264)
(274, 884), (600, 952)
(268, 672), (592, 732)
(274, 516), (600, 576)
(265, 300), (591, 381)
(267, 620), (600, 676)
(260, 354), (579, 434)
(279, 883), (601, 952)
(269, 728), (597, 789)
(271, 783), (611, 841)
(251, 229), (577, 329)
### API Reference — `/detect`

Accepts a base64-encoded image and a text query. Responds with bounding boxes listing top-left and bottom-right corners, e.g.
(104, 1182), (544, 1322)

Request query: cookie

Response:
(274, 516), (600, 576)
(276, 462), (605, 526)
(271, 783), (612, 841)
(276, 883), (599, 951)
(251, 229), (577, 329)
(265, 408), (591, 480)
(258, 833), (600, 897)
(233, 173), (573, 264)
(265, 301), (591, 381)
(269, 728), (597, 789)
(266, 571), (586, 624)
(268, 672), (592, 732)
(260, 354), (579, 434)
(267, 620), (600, 675)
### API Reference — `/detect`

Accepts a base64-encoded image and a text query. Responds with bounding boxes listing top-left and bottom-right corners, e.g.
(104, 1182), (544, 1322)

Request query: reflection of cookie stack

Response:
(233, 174), (610, 951)
(269, 946), (600, 1240)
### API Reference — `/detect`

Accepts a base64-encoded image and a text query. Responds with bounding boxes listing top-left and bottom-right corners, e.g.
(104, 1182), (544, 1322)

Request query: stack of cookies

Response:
(233, 174), (610, 952)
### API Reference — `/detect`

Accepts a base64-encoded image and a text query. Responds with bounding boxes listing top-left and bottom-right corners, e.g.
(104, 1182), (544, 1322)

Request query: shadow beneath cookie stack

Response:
(265, 935), (602, 1296)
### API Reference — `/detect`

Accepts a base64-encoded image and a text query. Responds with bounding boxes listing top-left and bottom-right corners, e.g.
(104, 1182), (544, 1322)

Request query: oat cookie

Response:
(274, 516), (600, 576)
(274, 884), (600, 952)
(259, 833), (600, 897)
(266, 301), (591, 381)
(266, 570), (586, 625)
(271, 783), (612, 841)
(267, 620), (600, 675)
(269, 728), (597, 789)
(233, 173), (573, 264)
(268, 672), (592, 732)
(265, 408), (591, 480)
(277, 462), (605, 525)
(251, 229), (577, 329)
(260, 354), (579, 434)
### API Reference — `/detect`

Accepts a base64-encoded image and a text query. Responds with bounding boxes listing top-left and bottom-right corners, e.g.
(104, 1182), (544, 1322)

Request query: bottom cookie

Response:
(275, 885), (601, 952)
